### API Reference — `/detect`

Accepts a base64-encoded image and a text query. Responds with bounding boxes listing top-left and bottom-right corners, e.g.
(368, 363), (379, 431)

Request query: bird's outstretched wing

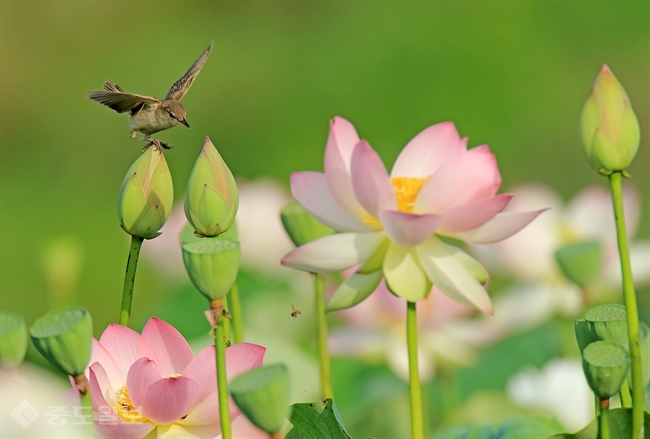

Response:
(165, 42), (213, 102)
(88, 80), (160, 114)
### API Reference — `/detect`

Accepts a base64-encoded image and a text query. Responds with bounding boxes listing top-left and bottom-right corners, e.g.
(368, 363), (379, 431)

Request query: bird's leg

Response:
(141, 139), (173, 152)
(129, 131), (172, 151)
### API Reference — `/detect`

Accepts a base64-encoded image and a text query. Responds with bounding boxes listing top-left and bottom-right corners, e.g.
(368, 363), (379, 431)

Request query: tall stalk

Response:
(609, 171), (643, 437)
(211, 300), (232, 439)
(313, 273), (332, 399)
(119, 236), (144, 326)
(407, 301), (424, 438)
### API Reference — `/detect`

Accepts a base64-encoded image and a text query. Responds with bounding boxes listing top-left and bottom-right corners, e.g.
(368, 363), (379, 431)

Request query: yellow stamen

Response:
(391, 177), (429, 213)
(115, 385), (148, 423)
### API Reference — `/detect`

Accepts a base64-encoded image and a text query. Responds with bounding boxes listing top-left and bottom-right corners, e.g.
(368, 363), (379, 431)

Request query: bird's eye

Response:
(169, 111), (177, 119)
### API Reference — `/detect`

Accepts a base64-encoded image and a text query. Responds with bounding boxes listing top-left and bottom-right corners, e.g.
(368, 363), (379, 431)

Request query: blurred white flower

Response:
(1, 363), (87, 438)
(473, 183), (649, 318)
(329, 279), (477, 382)
(507, 358), (593, 431)
(142, 177), (296, 279)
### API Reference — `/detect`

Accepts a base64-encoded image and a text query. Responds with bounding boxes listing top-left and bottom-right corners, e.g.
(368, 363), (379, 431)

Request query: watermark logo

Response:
(11, 399), (40, 428)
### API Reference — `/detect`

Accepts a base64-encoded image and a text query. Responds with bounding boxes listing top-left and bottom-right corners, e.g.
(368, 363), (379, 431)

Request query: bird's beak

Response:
(182, 118), (190, 128)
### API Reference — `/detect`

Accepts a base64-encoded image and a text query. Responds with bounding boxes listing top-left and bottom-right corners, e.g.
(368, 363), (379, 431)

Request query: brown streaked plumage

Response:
(88, 42), (213, 148)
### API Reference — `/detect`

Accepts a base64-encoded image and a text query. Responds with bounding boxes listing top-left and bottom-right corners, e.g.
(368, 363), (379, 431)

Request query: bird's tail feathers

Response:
(103, 80), (124, 93)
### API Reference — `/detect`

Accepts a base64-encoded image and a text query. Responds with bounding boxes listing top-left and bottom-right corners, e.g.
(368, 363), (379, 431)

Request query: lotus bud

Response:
(185, 137), (238, 237)
(182, 239), (240, 301)
(581, 341), (629, 400)
(180, 219), (238, 246)
(280, 202), (334, 247)
(29, 307), (92, 393)
(0, 312), (28, 369)
(580, 64), (640, 174)
(229, 364), (290, 434)
(118, 148), (174, 239)
(554, 241), (602, 288)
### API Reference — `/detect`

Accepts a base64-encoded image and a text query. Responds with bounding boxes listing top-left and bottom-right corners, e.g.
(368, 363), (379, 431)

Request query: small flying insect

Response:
(291, 304), (302, 319)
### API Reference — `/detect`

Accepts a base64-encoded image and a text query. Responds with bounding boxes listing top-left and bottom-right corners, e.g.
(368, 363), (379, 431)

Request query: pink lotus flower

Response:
(282, 117), (545, 313)
(88, 317), (266, 438)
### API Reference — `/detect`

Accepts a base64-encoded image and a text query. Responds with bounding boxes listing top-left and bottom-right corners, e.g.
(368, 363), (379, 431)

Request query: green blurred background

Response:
(1, 1), (648, 436)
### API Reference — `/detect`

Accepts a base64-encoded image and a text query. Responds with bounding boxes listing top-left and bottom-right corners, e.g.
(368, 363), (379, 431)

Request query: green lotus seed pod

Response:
(229, 364), (290, 434)
(0, 312), (28, 369)
(584, 304), (628, 350)
(554, 241), (602, 287)
(582, 341), (630, 400)
(182, 239), (240, 301)
(29, 307), (92, 376)
(281, 202), (334, 247)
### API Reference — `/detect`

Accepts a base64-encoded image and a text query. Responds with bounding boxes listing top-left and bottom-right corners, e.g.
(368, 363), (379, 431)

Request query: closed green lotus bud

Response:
(580, 64), (640, 174)
(229, 364), (290, 434)
(281, 202), (334, 247)
(582, 341), (629, 400)
(555, 241), (602, 288)
(118, 148), (174, 239)
(0, 312), (28, 369)
(185, 137), (238, 237)
(182, 239), (240, 301)
(29, 307), (92, 377)
(575, 304), (628, 355)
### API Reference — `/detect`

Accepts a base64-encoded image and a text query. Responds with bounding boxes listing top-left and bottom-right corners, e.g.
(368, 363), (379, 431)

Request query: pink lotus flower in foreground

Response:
(282, 117), (546, 313)
(88, 317), (266, 438)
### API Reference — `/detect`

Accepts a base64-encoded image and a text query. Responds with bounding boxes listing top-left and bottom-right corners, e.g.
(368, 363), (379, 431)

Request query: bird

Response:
(88, 42), (213, 149)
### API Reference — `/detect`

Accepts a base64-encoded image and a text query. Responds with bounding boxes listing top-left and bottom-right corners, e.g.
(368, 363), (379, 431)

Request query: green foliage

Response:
(436, 415), (563, 439)
(554, 241), (602, 287)
(548, 409), (650, 439)
(287, 399), (351, 439)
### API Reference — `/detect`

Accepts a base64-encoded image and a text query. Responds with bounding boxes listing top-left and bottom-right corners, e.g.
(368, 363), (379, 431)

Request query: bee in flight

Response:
(291, 304), (301, 319)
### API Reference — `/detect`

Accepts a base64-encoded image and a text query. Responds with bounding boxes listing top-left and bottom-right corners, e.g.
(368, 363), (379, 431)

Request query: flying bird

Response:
(88, 42), (213, 149)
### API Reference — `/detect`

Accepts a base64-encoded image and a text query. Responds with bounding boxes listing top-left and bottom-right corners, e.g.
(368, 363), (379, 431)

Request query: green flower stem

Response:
(609, 171), (644, 437)
(619, 379), (632, 408)
(313, 273), (332, 399)
(599, 399), (611, 439)
(229, 282), (243, 344)
(407, 301), (424, 439)
(119, 235), (144, 326)
(212, 301), (232, 439)
(80, 388), (94, 437)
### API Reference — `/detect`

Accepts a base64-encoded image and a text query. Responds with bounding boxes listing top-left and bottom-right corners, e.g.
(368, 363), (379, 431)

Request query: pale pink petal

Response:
(90, 366), (156, 439)
(323, 116), (369, 225)
(482, 184), (562, 279)
(141, 376), (200, 424)
(417, 237), (493, 314)
(291, 172), (372, 232)
(141, 317), (194, 376)
(391, 122), (465, 178)
(231, 413), (276, 437)
(88, 339), (124, 392)
(225, 343), (266, 380)
(281, 232), (386, 272)
(379, 210), (442, 247)
(437, 194), (513, 234)
(99, 324), (159, 376)
(89, 362), (116, 410)
(415, 147), (500, 213)
(182, 345), (217, 405)
(451, 209), (548, 245)
(181, 391), (220, 425)
(467, 145), (501, 195)
(350, 141), (396, 216)
(126, 357), (163, 410)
